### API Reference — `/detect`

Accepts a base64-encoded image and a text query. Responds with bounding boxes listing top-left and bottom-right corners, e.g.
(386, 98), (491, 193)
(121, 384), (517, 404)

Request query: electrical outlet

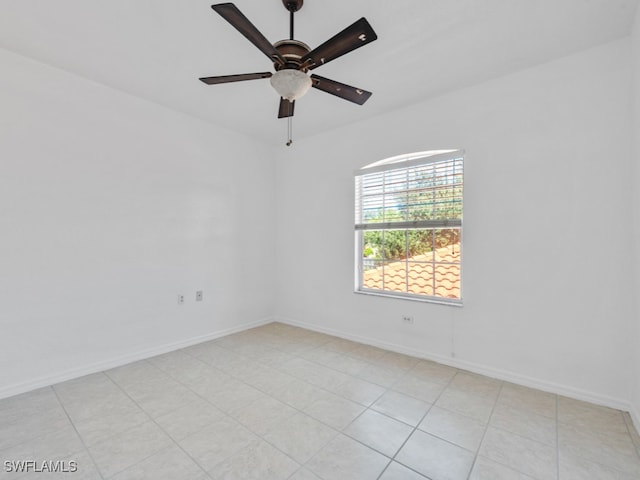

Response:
(177, 294), (185, 305)
(196, 290), (203, 302)
(402, 315), (414, 324)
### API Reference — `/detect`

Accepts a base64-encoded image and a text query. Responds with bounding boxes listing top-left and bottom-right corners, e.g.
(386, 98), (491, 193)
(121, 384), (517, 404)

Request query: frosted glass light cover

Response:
(270, 70), (312, 101)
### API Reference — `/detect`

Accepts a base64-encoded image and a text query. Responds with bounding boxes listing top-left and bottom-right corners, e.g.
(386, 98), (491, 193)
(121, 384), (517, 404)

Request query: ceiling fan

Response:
(199, 1), (378, 145)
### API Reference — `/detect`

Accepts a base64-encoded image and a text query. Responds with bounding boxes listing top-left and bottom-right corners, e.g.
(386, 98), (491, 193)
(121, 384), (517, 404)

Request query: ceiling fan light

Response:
(270, 69), (312, 101)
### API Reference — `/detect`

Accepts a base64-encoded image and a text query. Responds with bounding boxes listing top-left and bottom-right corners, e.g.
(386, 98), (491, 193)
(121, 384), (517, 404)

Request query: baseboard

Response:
(0, 316), (274, 400)
(277, 316), (632, 413)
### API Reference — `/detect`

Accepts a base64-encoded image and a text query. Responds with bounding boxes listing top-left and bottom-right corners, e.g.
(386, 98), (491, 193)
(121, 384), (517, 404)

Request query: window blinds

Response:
(355, 151), (464, 231)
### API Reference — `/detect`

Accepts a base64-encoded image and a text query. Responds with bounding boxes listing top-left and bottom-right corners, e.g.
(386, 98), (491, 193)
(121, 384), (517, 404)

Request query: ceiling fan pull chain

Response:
(286, 116), (293, 146)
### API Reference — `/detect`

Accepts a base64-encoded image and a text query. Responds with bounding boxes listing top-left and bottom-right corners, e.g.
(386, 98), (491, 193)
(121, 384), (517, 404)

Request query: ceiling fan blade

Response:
(212, 3), (285, 66)
(301, 17), (377, 70)
(199, 72), (272, 85)
(310, 74), (372, 105)
(278, 98), (295, 118)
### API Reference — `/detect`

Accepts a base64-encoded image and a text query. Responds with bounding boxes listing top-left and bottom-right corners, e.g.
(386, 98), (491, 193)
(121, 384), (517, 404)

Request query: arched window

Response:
(354, 150), (464, 304)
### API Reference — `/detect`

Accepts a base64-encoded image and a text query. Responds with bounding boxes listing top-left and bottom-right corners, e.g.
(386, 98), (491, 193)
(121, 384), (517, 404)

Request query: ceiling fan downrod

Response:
(283, 1), (303, 40)
(284, 0), (303, 146)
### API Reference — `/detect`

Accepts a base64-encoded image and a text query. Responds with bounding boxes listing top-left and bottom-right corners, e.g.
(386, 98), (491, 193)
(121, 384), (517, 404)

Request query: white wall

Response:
(0, 48), (276, 397)
(631, 6), (640, 423)
(275, 39), (635, 408)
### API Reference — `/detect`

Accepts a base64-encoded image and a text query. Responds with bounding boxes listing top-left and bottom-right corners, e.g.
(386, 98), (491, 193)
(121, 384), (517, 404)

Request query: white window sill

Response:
(354, 289), (463, 307)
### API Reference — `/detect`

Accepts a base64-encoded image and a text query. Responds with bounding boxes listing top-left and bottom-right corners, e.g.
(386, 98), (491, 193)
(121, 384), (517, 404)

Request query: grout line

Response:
(7, 323), (637, 480)
(50, 385), (107, 480)
(156, 343), (328, 471)
(130, 327), (475, 479)
(101, 368), (216, 480)
(179, 330), (428, 476)
(464, 381), (504, 480)
(376, 368), (460, 480)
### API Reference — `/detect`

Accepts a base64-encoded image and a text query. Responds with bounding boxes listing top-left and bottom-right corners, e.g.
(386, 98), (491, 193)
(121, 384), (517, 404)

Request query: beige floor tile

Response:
(302, 390), (365, 430)
(71, 400), (150, 446)
(299, 346), (342, 365)
(183, 342), (238, 364)
(0, 425), (85, 470)
(148, 349), (218, 383)
(348, 344), (389, 363)
(275, 340), (319, 356)
(305, 365), (351, 391)
(498, 383), (557, 419)
(344, 409), (413, 457)
(418, 406), (486, 452)
(177, 416), (258, 472)
(396, 430), (475, 480)
(448, 372), (502, 400)
(371, 390), (431, 426)
(324, 352), (371, 376)
(371, 351), (420, 371)
(88, 421), (174, 478)
(154, 398), (223, 440)
(287, 468), (322, 480)
(490, 402), (557, 446)
(121, 376), (201, 419)
(559, 449), (640, 480)
(181, 369), (234, 400)
(3, 323), (640, 480)
(280, 357), (349, 390)
(210, 439), (299, 480)
(110, 444), (209, 480)
(357, 364), (405, 388)
(54, 373), (135, 422)
(242, 367), (297, 396)
(60, 388), (142, 425)
(248, 348), (296, 369)
(305, 434), (389, 480)
(106, 360), (168, 391)
(0, 388), (70, 450)
(469, 456), (536, 480)
(263, 412), (338, 464)
(329, 377), (387, 406)
(379, 461), (428, 479)
(230, 343), (280, 361)
(206, 379), (268, 413)
(216, 356), (266, 380)
(0, 387), (61, 424)
(557, 396), (628, 437)
(278, 357), (324, 379)
(392, 375), (446, 403)
(324, 337), (363, 355)
(269, 378), (327, 410)
(406, 360), (458, 385)
(558, 421), (640, 476)
(479, 426), (557, 480)
(435, 388), (496, 424)
(230, 395), (297, 435)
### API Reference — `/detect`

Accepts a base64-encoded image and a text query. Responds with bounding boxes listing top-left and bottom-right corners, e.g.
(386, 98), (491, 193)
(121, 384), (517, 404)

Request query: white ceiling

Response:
(1, 0), (638, 146)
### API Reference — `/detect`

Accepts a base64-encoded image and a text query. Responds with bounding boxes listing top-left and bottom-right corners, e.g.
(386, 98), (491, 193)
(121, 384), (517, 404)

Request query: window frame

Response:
(354, 150), (464, 306)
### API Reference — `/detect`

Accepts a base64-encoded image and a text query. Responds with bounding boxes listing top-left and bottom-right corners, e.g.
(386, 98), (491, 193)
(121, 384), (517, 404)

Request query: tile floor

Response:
(1, 322), (640, 479)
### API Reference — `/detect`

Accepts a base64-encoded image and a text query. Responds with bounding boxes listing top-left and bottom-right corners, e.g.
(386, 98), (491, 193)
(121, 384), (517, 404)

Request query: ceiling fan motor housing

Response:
(273, 39), (310, 71)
